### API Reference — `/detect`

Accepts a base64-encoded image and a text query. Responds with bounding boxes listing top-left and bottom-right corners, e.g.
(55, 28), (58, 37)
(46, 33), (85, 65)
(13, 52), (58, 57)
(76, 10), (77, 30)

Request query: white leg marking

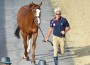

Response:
(23, 55), (27, 59)
(32, 63), (35, 65)
(27, 39), (31, 54)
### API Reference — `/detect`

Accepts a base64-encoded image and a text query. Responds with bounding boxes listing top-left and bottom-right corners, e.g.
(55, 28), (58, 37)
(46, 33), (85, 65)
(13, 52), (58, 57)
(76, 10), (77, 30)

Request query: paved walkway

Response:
(0, 0), (74, 65)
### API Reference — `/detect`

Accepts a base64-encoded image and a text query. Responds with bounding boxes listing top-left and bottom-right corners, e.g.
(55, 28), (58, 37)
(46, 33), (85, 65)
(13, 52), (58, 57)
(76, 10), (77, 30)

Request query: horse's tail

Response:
(15, 26), (20, 39)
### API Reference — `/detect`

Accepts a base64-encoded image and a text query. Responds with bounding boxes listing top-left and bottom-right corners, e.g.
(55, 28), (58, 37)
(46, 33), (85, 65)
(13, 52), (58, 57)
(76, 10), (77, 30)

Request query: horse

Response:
(14, 2), (42, 64)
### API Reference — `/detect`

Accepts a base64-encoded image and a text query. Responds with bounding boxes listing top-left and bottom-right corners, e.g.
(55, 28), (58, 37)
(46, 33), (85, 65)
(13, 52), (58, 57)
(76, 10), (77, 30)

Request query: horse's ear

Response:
(32, 1), (34, 4)
(39, 2), (42, 6)
(29, 2), (34, 8)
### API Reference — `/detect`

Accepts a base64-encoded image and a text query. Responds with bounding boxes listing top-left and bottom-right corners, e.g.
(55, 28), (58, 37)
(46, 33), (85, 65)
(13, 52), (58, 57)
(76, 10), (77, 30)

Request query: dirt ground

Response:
(50, 0), (90, 65)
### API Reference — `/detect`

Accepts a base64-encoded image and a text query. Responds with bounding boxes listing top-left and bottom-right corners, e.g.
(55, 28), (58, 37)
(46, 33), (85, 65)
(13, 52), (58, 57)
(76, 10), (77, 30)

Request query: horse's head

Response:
(29, 2), (42, 24)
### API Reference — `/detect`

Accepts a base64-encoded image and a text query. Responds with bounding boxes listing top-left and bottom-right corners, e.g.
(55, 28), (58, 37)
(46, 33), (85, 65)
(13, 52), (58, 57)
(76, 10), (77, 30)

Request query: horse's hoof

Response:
(31, 61), (36, 64)
(26, 57), (30, 61)
(27, 49), (31, 54)
(23, 55), (27, 59)
(23, 56), (30, 61)
(32, 63), (35, 65)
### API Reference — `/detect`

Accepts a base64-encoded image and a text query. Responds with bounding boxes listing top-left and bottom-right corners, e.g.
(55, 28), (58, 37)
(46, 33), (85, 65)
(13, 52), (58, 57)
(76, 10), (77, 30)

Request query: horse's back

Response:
(17, 5), (29, 17)
(17, 5), (34, 23)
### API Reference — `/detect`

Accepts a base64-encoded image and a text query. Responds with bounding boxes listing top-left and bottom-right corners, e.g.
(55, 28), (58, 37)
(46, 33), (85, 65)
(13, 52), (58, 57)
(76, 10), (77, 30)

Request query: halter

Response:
(31, 8), (41, 25)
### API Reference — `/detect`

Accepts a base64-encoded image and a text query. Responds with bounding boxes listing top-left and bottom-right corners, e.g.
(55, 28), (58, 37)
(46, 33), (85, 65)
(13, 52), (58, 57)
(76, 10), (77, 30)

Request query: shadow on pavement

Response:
(35, 45), (76, 65)
(0, 0), (7, 61)
(46, 46), (75, 65)
(74, 45), (90, 57)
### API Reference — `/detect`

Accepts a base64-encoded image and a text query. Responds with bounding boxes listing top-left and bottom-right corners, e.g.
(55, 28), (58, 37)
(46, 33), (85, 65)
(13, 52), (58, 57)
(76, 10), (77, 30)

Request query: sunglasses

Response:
(55, 13), (61, 15)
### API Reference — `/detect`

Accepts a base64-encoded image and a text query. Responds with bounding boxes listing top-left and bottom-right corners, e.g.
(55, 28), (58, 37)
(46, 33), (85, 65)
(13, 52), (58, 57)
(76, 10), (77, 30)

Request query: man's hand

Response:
(45, 27), (53, 43)
(61, 31), (65, 35)
(45, 37), (49, 43)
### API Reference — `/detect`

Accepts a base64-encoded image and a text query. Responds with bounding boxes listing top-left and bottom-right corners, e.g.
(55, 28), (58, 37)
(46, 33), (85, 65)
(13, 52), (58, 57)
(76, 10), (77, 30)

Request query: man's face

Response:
(55, 12), (61, 19)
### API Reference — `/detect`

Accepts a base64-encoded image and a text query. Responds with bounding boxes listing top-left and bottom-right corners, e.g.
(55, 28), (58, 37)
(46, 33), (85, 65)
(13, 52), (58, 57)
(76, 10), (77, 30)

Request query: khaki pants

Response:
(53, 35), (65, 57)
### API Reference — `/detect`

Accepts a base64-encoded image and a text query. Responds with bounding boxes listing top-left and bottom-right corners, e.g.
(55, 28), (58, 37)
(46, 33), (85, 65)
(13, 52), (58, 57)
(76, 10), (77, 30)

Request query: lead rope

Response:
(34, 18), (53, 46)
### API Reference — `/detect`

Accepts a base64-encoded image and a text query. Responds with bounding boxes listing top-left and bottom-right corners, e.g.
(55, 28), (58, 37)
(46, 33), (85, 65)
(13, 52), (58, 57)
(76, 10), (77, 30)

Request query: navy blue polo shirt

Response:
(50, 16), (70, 37)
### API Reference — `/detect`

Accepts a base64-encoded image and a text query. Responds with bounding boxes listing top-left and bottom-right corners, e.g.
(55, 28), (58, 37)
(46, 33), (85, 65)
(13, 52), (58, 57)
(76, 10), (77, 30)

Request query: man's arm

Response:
(61, 26), (70, 34)
(45, 27), (53, 42)
(65, 26), (70, 33)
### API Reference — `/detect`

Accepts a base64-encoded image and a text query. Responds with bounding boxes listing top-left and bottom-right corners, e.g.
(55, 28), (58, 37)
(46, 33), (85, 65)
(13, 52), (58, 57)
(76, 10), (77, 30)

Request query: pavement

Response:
(0, 0), (74, 65)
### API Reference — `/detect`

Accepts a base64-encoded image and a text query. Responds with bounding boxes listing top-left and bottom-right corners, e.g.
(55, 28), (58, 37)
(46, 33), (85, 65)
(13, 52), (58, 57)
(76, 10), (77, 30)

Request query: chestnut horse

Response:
(15, 2), (42, 64)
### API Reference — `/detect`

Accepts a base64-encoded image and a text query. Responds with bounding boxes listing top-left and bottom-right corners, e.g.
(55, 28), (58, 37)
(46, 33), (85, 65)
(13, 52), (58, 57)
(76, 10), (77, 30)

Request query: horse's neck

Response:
(17, 6), (31, 17)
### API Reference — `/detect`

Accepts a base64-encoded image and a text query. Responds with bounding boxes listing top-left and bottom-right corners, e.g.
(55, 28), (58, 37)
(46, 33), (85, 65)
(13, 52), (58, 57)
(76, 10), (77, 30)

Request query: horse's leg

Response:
(32, 33), (38, 64)
(21, 31), (29, 60)
(27, 35), (32, 54)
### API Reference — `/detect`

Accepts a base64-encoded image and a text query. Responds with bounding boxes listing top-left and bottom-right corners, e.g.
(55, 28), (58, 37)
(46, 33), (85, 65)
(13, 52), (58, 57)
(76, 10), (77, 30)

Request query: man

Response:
(45, 7), (70, 65)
